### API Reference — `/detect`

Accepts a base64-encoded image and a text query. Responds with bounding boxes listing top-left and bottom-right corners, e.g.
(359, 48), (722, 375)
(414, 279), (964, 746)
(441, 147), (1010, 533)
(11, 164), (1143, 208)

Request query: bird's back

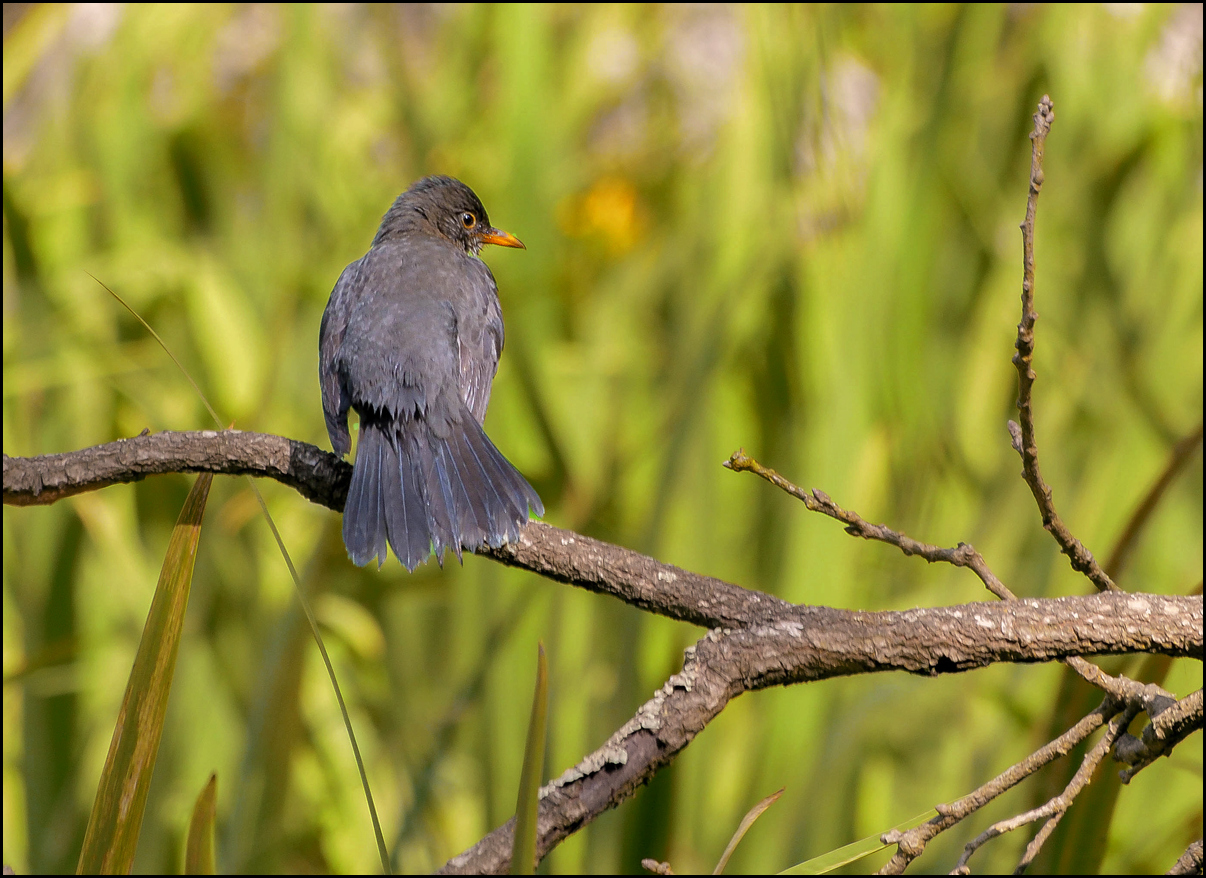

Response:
(335, 236), (502, 427)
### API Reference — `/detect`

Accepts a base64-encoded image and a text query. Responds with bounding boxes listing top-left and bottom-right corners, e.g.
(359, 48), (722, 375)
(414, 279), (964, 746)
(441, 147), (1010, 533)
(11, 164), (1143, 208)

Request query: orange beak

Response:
(478, 227), (526, 250)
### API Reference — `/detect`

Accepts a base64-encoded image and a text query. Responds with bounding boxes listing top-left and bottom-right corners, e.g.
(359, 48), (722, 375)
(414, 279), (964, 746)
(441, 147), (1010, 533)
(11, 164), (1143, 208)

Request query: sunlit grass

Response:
(4, 4), (1200, 873)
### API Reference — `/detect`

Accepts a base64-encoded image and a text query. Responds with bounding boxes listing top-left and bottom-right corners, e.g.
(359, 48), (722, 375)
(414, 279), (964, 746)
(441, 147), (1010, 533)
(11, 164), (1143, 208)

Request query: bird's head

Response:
(377, 175), (526, 255)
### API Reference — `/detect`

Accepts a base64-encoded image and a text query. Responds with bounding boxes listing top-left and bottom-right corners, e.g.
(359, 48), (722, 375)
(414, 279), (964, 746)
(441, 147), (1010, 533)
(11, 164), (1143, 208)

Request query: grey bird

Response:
(319, 176), (543, 570)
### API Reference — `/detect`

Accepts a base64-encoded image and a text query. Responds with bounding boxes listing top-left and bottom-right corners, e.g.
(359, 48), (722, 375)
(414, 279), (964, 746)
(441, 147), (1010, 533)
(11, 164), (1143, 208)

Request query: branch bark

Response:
(4, 430), (788, 629)
(3, 429), (347, 511)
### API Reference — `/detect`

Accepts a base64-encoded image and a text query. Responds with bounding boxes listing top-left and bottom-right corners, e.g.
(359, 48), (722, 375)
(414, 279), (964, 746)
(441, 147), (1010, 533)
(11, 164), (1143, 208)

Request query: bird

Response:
(319, 175), (543, 570)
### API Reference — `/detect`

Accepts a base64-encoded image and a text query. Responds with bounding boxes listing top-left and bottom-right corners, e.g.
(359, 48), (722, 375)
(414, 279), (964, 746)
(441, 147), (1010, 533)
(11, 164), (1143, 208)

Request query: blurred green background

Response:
(3, 4), (1202, 874)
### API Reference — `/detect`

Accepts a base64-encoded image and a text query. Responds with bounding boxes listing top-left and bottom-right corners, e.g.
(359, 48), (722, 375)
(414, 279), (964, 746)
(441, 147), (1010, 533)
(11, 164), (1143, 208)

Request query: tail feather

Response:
(452, 417), (543, 545)
(430, 440), (471, 562)
(441, 425), (500, 548)
(418, 431), (460, 565)
(382, 429), (434, 572)
(343, 423), (388, 568)
(342, 408), (543, 569)
(467, 419), (544, 520)
(449, 428), (522, 546)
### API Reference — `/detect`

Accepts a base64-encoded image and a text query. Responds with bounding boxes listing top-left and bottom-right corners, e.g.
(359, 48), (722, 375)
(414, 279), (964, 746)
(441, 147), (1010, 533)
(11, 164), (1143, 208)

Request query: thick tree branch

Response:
(7, 429), (1201, 874)
(481, 522), (794, 628)
(7, 432), (1201, 646)
(3, 429), (348, 511)
(3, 430), (792, 630)
(441, 593), (1201, 874)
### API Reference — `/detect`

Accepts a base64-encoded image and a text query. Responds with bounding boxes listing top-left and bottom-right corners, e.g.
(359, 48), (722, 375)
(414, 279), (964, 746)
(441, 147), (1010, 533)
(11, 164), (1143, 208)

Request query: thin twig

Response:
(1008, 95), (1118, 593)
(724, 449), (1015, 600)
(723, 449), (1158, 720)
(996, 704), (1139, 872)
(878, 699), (1124, 874)
(1062, 658), (1177, 712)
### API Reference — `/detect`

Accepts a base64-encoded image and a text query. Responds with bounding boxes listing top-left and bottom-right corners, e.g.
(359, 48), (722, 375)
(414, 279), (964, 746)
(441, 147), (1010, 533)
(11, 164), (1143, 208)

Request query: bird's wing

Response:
(319, 256), (363, 457)
(457, 260), (505, 425)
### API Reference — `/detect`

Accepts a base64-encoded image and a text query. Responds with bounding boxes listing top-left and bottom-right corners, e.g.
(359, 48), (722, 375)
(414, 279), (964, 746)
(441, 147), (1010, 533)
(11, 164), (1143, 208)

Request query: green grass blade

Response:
(184, 773), (218, 874)
(777, 810), (937, 874)
(76, 473), (213, 874)
(713, 787), (784, 874)
(511, 642), (549, 875)
(94, 276), (391, 873)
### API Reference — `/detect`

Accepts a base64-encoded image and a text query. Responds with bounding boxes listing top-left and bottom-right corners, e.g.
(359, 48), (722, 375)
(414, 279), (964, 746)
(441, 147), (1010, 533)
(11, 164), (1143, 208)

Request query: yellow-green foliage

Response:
(3, 5), (1200, 874)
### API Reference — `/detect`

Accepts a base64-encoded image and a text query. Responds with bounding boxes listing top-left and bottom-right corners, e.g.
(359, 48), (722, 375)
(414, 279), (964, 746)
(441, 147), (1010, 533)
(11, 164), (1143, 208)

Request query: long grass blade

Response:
(92, 276), (391, 873)
(511, 642), (548, 875)
(713, 787), (784, 874)
(777, 810), (937, 874)
(76, 473), (213, 874)
(184, 773), (218, 874)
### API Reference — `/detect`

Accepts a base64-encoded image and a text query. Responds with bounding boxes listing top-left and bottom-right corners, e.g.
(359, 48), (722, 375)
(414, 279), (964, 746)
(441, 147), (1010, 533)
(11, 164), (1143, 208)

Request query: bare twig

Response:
(1061, 657), (1176, 709)
(878, 699), (1124, 873)
(878, 676), (1198, 875)
(1009, 95), (1118, 593)
(722, 451), (1155, 710)
(972, 703), (1141, 872)
(724, 450), (1014, 600)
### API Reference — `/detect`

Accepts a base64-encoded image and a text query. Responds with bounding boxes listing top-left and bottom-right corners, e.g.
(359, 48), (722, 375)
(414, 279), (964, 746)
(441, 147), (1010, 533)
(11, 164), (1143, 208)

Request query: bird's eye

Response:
(460, 212), (476, 229)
